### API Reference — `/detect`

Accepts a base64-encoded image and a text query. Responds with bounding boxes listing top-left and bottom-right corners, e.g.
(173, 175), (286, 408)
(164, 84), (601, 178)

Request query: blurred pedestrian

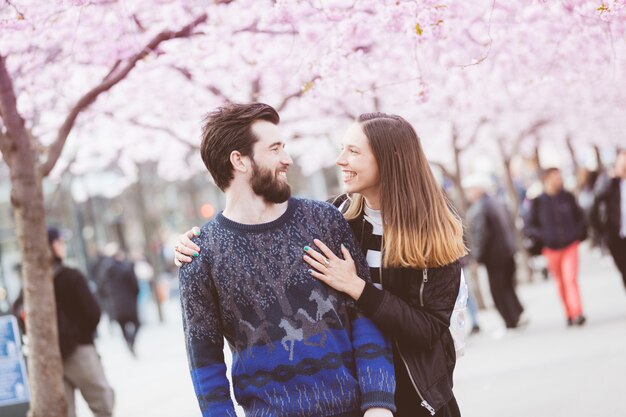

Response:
(463, 174), (527, 329)
(524, 168), (587, 326)
(578, 168), (602, 247)
(105, 248), (140, 356)
(14, 227), (114, 417)
(458, 255), (481, 335)
(89, 247), (114, 320)
(131, 250), (154, 305)
(591, 149), (626, 291)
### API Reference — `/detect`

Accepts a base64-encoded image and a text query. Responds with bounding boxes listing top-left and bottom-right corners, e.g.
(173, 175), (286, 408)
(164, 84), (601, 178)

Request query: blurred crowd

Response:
(1, 147), (624, 417)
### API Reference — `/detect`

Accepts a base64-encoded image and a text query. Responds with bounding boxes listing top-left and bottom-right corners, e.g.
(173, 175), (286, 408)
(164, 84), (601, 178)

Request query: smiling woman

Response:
(303, 113), (466, 417)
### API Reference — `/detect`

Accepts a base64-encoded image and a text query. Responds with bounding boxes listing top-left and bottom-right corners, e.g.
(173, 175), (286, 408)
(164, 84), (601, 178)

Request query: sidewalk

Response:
(455, 246), (626, 417)
(76, 246), (626, 417)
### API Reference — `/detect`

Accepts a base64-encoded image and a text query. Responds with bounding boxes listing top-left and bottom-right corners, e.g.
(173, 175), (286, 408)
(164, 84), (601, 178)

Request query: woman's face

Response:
(336, 122), (380, 197)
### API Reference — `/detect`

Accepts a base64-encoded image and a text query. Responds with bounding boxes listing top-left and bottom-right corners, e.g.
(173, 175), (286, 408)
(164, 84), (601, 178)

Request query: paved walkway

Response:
(455, 246), (626, 417)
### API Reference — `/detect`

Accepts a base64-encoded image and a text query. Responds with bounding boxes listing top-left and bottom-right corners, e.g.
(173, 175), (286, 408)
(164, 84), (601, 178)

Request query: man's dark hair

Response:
(200, 103), (280, 191)
(541, 167), (560, 181)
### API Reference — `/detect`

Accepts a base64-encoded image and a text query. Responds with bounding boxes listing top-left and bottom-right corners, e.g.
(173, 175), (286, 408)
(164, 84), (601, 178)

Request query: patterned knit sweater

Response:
(179, 198), (396, 417)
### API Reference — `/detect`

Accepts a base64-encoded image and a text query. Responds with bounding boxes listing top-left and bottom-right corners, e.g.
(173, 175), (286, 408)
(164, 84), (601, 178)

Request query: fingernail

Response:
(193, 252), (199, 257)
(194, 230), (201, 236)
(308, 269), (313, 274)
(304, 246), (310, 251)
(341, 243), (346, 249)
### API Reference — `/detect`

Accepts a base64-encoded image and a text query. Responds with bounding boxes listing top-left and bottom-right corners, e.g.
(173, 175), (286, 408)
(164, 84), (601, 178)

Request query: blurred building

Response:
(0, 160), (340, 309)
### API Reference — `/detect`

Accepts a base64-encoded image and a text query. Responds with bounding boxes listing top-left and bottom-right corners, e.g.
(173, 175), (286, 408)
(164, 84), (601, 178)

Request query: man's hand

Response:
(363, 408), (393, 417)
(173, 226), (201, 267)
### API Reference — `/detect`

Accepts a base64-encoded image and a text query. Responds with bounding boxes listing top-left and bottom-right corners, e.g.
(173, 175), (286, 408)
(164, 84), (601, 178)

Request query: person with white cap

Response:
(463, 173), (527, 329)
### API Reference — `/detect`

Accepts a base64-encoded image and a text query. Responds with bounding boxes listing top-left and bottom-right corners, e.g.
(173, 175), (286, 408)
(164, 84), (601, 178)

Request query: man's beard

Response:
(250, 160), (291, 204)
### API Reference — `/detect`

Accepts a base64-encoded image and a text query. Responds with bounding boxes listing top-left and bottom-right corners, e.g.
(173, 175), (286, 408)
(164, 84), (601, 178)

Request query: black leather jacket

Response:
(344, 207), (461, 415)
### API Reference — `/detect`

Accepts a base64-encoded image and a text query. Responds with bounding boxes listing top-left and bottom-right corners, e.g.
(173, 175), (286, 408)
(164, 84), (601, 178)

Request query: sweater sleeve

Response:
(336, 214), (396, 413)
(357, 265), (461, 351)
(179, 246), (237, 417)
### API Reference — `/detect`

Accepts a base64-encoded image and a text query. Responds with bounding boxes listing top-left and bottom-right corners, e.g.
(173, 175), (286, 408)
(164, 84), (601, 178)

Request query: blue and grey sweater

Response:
(179, 197), (396, 417)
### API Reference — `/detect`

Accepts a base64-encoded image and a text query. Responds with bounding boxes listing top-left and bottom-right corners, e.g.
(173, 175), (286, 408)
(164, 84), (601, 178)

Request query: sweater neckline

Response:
(216, 198), (297, 233)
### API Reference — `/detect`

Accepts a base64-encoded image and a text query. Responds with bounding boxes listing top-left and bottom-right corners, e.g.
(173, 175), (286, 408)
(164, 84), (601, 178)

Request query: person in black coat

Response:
(592, 149), (626, 291)
(104, 249), (140, 355)
(463, 174), (526, 329)
(14, 227), (114, 417)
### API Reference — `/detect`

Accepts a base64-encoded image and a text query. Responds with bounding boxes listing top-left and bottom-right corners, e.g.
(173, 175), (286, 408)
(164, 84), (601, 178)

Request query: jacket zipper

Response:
(420, 268), (428, 307)
(364, 215), (435, 415)
(395, 339), (436, 415)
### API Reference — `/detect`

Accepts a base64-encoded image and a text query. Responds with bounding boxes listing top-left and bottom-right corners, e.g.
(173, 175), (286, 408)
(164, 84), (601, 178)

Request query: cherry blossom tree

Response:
(1, 1), (625, 414)
(0, 2), (208, 415)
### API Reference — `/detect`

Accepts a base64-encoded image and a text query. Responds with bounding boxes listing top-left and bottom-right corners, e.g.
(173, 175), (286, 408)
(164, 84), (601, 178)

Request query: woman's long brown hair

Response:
(343, 113), (467, 268)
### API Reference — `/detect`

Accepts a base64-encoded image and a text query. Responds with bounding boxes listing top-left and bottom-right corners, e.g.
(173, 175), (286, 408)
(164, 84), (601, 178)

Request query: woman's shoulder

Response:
(326, 194), (350, 211)
(428, 260), (462, 284)
(429, 258), (461, 271)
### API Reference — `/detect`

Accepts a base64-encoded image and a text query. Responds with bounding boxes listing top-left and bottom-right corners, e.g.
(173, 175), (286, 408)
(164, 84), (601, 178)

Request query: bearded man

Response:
(178, 103), (396, 417)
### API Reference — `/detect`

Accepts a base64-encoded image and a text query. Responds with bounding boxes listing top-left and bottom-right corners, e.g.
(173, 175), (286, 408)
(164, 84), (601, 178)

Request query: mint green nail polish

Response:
(194, 230), (201, 236)
(304, 246), (310, 251)
(193, 252), (199, 257)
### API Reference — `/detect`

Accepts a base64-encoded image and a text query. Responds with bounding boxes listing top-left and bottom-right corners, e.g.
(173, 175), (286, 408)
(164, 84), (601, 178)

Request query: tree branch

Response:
(169, 65), (232, 103)
(250, 77), (261, 102)
(593, 144), (604, 173)
(276, 75), (321, 112)
(126, 117), (199, 150)
(431, 161), (454, 181)
(532, 133), (542, 171)
(234, 20), (297, 36)
(102, 60), (122, 81)
(565, 134), (580, 175)
(40, 13), (208, 177)
(0, 55), (26, 166)
(507, 119), (549, 160)
(458, 117), (488, 152)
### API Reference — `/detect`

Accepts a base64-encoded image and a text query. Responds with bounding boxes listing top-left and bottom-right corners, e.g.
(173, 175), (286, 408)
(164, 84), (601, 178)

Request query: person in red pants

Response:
(525, 168), (588, 326)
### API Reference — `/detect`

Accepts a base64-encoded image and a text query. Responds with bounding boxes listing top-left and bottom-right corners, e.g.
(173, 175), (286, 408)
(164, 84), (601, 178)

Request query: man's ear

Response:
(230, 151), (248, 173)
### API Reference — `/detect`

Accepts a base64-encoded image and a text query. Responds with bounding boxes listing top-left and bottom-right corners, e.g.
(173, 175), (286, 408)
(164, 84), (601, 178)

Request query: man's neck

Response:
(223, 188), (289, 225)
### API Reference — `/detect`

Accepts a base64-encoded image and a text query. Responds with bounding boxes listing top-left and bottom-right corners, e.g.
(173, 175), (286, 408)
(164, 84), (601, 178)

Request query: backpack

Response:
(449, 270), (468, 357)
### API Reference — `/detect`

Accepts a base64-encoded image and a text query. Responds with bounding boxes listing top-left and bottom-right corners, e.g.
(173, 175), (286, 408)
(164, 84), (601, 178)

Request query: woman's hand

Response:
(303, 239), (366, 300)
(173, 227), (201, 267)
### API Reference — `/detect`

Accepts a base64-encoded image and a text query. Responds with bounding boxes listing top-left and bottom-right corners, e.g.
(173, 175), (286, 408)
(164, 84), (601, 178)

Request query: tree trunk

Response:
(1, 54), (66, 417)
(136, 164), (164, 322)
(11, 152), (67, 417)
(593, 144), (604, 173)
(565, 136), (581, 196)
(449, 135), (485, 308)
(497, 143), (534, 284)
